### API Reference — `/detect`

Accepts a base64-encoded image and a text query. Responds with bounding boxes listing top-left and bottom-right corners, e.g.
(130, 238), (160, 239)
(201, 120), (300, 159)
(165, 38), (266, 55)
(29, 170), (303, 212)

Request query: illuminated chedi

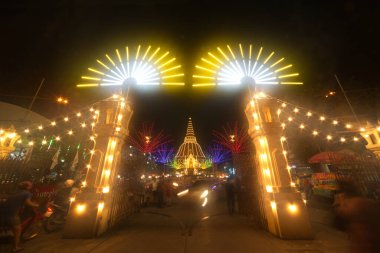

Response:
(174, 118), (207, 174)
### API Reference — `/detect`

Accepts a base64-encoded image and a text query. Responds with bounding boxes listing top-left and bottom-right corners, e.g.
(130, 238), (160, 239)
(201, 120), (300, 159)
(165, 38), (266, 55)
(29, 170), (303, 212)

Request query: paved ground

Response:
(4, 197), (350, 253)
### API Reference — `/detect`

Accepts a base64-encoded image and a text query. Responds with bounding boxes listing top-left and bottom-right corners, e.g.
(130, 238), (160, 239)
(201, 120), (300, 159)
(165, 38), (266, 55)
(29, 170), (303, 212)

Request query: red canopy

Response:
(308, 151), (357, 164)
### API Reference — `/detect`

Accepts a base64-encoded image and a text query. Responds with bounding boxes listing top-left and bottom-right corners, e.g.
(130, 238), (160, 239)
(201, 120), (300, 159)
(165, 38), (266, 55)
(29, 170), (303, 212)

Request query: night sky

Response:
(1, 0), (379, 152)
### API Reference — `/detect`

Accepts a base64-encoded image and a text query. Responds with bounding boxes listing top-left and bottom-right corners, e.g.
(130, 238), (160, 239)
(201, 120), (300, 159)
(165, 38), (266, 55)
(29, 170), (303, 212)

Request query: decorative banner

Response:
(50, 147), (61, 170)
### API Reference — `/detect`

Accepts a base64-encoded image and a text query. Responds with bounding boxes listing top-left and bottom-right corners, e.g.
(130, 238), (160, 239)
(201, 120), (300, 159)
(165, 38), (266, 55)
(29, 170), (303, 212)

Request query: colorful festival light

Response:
(212, 122), (250, 153)
(193, 44), (302, 87)
(128, 123), (171, 154)
(153, 144), (175, 164)
(206, 144), (231, 164)
(78, 45), (184, 87)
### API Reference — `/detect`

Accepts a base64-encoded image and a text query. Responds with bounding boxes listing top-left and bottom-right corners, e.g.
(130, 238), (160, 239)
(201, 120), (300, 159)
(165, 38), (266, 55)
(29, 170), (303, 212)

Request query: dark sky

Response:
(1, 0), (379, 148)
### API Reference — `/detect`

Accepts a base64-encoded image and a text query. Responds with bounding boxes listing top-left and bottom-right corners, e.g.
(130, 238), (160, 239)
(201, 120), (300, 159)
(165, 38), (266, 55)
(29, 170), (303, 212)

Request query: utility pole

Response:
(334, 74), (360, 125)
(23, 78), (45, 121)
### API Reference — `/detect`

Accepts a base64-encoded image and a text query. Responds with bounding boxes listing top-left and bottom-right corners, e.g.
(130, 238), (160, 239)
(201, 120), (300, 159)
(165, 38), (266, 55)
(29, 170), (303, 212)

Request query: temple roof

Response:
(175, 117), (206, 161)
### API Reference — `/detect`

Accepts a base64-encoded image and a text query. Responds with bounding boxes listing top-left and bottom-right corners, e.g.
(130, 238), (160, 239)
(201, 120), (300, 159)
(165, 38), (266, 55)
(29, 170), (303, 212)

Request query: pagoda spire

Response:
(186, 117), (195, 136)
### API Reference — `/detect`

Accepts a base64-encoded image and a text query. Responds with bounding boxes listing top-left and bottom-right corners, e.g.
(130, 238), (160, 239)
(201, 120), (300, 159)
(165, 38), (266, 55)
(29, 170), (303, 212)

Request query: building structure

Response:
(174, 118), (206, 174)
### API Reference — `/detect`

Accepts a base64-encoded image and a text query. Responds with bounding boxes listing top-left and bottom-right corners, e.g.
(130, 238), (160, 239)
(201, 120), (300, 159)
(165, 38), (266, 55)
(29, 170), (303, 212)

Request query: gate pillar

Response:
(63, 96), (133, 238)
(245, 94), (313, 239)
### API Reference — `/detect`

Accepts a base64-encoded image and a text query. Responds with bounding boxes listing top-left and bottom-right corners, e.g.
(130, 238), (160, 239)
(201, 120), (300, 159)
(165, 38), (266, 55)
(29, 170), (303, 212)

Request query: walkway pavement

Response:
(11, 200), (349, 253)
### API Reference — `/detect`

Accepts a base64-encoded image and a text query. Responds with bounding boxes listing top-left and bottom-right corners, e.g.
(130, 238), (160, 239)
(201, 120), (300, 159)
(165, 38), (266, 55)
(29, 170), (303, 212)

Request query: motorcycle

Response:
(43, 202), (69, 233)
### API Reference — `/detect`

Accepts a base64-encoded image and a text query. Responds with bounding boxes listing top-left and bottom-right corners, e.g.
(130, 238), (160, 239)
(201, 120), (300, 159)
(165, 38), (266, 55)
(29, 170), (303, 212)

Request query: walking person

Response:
(225, 178), (235, 215)
(1, 181), (38, 253)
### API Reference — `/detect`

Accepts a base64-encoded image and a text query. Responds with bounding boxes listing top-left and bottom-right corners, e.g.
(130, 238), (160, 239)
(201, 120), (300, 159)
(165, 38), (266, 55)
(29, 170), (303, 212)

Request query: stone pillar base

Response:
(266, 191), (313, 239)
(62, 191), (103, 238)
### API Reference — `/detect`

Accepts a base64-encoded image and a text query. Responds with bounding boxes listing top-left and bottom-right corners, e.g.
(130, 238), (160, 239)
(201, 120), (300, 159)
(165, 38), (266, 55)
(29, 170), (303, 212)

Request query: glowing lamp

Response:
(51, 121), (56, 126)
(281, 103), (287, 108)
(333, 120), (338, 125)
(102, 186), (110, 194)
(288, 203), (297, 213)
(340, 137), (346, 142)
(98, 202), (105, 212)
(70, 197), (75, 202)
(312, 130), (318, 136)
(270, 201), (277, 210)
(42, 140), (47, 145)
(24, 129), (30, 133)
(306, 112), (312, 117)
(75, 204), (86, 214)
(76, 112), (81, 117)
(266, 185), (273, 193)
(64, 117), (69, 122)
(353, 137), (359, 142)
(319, 116), (325, 121)
(326, 135), (332, 140)
(346, 124), (352, 129)
(293, 108), (299, 113)
(28, 141), (34, 146)
(105, 170), (111, 177)
(360, 127), (365, 132)
(38, 125), (43, 130)
(299, 124), (305, 129)
(264, 169), (271, 176)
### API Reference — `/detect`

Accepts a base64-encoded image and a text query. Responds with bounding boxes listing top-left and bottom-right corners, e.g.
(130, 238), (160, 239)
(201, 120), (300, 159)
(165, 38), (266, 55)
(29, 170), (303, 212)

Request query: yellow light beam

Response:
(116, 49), (122, 63)
(217, 47), (229, 61)
(160, 65), (181, 74)
(126, 46), (129, 61)
(208, 52), (224, 65)
(77, 84), (99, 87)
(193, 75), (215, 79)
(278, 73), (299, 78)
(239, 44), (244, 58)
(161, 73), (184, 79)
(142, 45), (151, 60)
(148, 47), (160, 62)
(195, 65), (216, 73)
(274, 64), (293, 73)
(264, 52), (274, 64)
(162, 82), (185, 85)
(154, 51), (169, 65)
(81, 76), (101, 81)
(227, 45), (236, 60)
(105, 54), (115, 66)
(201, 58), (219, 68)
(88, 68), (104, 75)
(256, 47), (263, 60)
(249, 44), (252, 59)
(157, 57), (175, 69)
(135, 45), (141, 60)
(280, 82), (303, 85)
(97, 60), (110, 70)
(270, 57), (284, 68)
(193, 83), (216, 87)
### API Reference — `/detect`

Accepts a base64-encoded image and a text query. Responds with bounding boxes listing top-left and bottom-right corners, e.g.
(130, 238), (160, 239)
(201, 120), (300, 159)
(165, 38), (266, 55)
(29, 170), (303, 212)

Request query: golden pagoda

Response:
(174, 118), (206, 174)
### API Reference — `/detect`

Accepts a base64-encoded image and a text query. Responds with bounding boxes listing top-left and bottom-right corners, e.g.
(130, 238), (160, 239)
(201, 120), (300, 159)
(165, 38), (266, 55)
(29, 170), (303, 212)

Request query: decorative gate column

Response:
(245, 95), (313, 239)
(63, 95), (133, 238)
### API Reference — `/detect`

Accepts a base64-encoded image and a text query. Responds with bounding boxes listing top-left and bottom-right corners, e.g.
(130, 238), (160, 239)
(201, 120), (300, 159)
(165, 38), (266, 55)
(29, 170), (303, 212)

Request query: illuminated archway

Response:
(193, 43), (302, 87)
(77, 44), (184, 88)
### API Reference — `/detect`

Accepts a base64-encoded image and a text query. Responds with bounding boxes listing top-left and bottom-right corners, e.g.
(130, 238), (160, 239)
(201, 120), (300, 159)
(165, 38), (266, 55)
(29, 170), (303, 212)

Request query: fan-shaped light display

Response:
(193, 44), (302, 87)
(77, 45), (184, 87)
